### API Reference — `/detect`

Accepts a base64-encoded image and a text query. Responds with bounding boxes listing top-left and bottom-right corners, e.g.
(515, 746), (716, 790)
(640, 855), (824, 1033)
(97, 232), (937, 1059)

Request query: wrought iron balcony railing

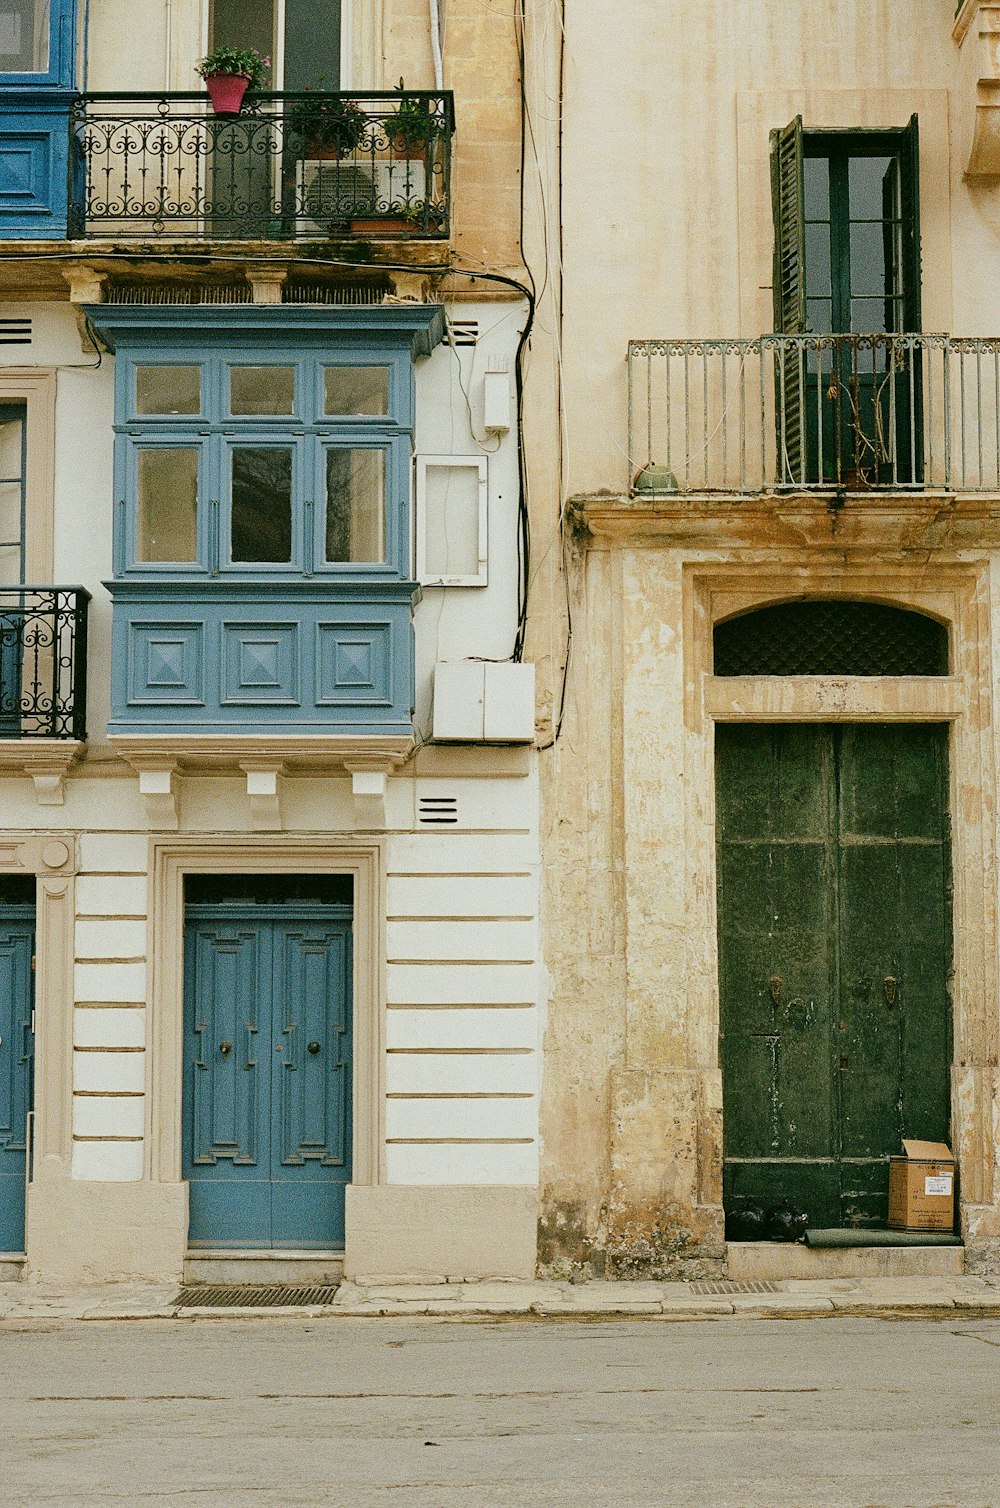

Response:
(627, 333), (1000, 495)
(0, 587), (90, 740)
(68, 90), (454, 240)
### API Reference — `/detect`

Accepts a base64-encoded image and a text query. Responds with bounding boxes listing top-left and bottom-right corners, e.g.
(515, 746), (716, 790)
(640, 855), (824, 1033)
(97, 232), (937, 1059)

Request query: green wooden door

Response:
(716, 723), (951, 1230)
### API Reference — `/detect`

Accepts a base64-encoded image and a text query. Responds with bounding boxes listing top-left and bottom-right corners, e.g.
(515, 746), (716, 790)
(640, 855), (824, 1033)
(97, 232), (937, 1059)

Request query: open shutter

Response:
(899, 114), (922, 332)
(770, 118), (806, 481)
(770, 117), (806, 334)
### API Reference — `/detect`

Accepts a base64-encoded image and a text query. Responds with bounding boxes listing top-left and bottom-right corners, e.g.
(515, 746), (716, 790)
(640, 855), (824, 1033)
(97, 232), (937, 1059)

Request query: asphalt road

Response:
(0, 1315), (997, 1506)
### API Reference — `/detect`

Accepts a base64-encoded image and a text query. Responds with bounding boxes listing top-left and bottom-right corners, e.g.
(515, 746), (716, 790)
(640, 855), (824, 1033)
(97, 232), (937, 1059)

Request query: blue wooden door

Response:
(183, 901), (352, 1248)
(0, 899), (34, 1252)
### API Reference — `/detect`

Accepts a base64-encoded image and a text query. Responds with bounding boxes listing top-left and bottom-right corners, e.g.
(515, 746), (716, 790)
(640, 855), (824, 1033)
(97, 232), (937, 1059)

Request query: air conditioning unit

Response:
(295, 159), (429, 234)
(296, 161), (376, 234)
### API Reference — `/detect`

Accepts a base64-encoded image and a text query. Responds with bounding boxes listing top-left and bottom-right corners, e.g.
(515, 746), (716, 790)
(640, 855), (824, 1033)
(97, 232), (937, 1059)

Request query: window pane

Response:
(230, 366), (296, 416)
(806, 297), (832, 334)
(851, 297), (897, 334)
(0, 479), (23, 542)
(231, 448), (293, 563)
(422, 464), (481, 578)
(324, 366), (389, 416)
(0, 1), (49, 71)
(0, 404), (25, 479)
(136, 365), (201, 416)
(804, 223), (831, 297)
(850, 221), (890, 298)
(137, 448), (199, 562)
(0, 541), (20, 586)
(848, 155), (895, 220)
(803, 156), (829, 219)
(325, 449), (385, 563)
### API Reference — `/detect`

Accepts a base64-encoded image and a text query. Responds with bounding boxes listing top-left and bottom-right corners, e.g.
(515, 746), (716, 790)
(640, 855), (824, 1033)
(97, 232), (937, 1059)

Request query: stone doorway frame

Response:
(682, 560), (997, 1246)
(146, 836), (385, 1202)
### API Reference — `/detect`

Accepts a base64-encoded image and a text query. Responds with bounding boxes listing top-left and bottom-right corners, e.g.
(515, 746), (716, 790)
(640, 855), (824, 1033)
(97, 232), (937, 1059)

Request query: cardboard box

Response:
(888, 1140), (955, 1231)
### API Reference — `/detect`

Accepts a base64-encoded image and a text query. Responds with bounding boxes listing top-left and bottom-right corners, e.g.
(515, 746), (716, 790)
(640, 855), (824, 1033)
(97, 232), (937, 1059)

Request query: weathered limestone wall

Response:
(530, 0), (1000, 1279)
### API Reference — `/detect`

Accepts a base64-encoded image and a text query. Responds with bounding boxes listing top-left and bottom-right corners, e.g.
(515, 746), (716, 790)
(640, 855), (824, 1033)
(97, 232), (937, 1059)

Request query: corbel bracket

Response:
(240, 761), (285, 830)
(344, 758), (395, 828)
(136, 762), (180, 830)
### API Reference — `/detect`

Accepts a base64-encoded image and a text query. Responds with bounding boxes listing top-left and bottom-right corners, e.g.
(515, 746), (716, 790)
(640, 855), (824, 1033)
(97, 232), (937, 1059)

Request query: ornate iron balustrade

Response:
(68, 91), (454, 240)
(627, 333), (1000, 495)
(0, 587), (90, 740)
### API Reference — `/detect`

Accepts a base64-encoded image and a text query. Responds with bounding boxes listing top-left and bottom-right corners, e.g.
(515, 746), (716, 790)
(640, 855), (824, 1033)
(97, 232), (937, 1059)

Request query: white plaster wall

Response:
(413, 299), (527, 735)
(1, 766), (541, 1190)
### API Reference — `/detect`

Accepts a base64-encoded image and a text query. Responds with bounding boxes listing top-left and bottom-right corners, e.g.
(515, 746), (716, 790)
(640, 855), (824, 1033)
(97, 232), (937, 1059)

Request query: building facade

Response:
(0, 0), (542, 1284)
(531, 0), (1000, 1278)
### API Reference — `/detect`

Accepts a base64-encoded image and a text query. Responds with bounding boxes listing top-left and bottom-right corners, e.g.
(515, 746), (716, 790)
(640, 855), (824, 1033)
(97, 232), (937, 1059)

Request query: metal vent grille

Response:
(447, 318), (479, 347)
(174, 1284), (340, 1308)
(688, 1280), (779, 1295)
(283, 281), (388, 305)
(105, 281), (252, 306)
(418, 794), (459, 826)
(714, 601), (949, 678)
(0, 316), (31, 344)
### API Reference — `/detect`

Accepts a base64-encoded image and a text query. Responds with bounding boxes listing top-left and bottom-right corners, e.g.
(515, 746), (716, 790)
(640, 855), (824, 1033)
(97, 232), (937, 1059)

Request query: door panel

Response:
(185, 923), (269, 1245)
(717, 723), (951, 1232)
(271, 924), (352, 1247)
(0, 902), (34, 1252)
(184, 901), (352, 1249)
(718, 726), (839, 1225)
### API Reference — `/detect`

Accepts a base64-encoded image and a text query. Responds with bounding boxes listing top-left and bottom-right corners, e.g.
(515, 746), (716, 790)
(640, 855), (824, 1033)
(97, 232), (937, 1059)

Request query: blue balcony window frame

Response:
(112, 342), (418, 583)
(85, 304), (446, 739)
(0, 0), (76, 88)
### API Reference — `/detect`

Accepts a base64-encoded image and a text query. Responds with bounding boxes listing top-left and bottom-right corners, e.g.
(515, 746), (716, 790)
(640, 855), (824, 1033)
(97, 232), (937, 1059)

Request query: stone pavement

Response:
(1, 1272), (999, 1322)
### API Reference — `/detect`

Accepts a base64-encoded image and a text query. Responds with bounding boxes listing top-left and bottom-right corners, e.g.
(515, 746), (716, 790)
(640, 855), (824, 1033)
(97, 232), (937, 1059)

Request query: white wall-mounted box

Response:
(416, 454), (489, 587)
(433, 661), (535, 743)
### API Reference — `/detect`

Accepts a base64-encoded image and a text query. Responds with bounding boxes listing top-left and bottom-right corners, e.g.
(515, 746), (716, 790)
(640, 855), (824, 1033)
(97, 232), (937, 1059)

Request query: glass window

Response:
(136, 366), (201, 417)
(325, 448), (385, 563)
(230, 366), (296, 416)
(136, 448), (199, 563)
(0, 403), (26, 587)
(324, 366), (389, 417)
(230, 447), (293, 563)
(0, 0), (49, 72)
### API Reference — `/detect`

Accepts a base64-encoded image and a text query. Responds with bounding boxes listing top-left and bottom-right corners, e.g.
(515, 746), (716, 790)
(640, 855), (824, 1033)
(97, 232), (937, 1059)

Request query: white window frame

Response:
(415, 453), (488, 589)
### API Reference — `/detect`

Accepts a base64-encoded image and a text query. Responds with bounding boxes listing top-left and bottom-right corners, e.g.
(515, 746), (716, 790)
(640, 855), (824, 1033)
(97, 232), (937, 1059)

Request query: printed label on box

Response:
(924, 1174), (952, 1196)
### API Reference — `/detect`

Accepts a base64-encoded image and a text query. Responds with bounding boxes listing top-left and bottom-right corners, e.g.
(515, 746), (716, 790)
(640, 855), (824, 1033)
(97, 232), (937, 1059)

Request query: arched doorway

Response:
(714, 601), (952, 1231)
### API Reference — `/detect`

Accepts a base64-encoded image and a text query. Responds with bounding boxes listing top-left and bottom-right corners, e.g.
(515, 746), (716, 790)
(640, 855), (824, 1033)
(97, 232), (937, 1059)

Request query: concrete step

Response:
(727, 1241), (965, 1280)
(0, 1255), (25, 1284)
(183, 1250), (344, 1286)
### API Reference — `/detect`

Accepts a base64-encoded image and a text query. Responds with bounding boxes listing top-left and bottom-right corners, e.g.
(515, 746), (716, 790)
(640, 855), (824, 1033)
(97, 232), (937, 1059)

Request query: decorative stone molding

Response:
(240, 761), (285, 831)
(344, 762), (393, 828)
(955, 2), (1000, 176)
(0, 740), (83, 806)
(246, 267), (287, 305)
(114, 735), (414, 829)
(136, 763), (180, 831)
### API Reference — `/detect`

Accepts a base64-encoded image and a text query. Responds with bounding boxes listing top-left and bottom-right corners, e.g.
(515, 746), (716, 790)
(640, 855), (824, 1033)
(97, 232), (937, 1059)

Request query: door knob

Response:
(308, 1041), (321, 1055)
(884, 976), (898, 1007)
(219, 1040), (232, 1056)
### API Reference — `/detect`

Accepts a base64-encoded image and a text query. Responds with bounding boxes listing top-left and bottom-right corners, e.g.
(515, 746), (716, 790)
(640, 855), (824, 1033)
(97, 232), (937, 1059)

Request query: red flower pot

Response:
(204, 73), (251, 115)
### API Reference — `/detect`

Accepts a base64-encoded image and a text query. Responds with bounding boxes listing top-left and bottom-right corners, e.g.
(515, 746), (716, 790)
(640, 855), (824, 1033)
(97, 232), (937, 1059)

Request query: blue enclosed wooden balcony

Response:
(67, 91), (454, 242)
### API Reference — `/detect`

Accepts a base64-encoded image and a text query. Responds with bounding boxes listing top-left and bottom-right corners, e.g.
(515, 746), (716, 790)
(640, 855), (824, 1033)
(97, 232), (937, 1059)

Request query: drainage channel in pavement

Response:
(173, 1284), (341, 1308)
(687, 1280), (780, 1296)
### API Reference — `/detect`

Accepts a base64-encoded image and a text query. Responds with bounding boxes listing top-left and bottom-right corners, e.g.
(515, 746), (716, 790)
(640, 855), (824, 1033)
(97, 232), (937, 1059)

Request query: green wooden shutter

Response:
(900, 114), (922, 331)
(770, 117), (806, 334)
(770, 118), (806, 481)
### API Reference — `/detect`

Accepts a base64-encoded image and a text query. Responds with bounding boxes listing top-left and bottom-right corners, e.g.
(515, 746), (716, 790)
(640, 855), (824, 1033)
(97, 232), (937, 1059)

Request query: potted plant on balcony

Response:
(384, 78), (437, 161)
(196, 45), (270, 115)
(290, 89), (368, 159)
